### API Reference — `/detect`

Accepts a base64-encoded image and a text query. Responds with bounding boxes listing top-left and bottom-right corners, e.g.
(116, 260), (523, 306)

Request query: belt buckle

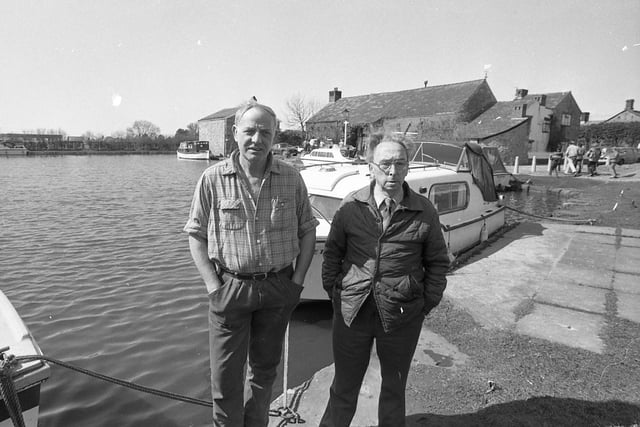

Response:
(252, 272), (269, 280)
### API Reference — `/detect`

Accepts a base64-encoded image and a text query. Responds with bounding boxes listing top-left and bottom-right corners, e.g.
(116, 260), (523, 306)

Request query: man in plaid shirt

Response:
(184, 100), (317, 426)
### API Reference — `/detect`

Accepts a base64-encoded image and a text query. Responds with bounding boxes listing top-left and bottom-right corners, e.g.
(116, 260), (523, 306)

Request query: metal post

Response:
(343, 121), (348, 145)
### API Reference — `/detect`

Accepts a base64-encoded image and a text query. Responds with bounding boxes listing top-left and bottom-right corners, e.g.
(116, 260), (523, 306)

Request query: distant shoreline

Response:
(23, 150), (176, 156)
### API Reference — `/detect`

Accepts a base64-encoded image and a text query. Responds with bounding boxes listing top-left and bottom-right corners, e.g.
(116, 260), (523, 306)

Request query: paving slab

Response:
(613, 272), (640, 295)
(413, 328), (469, 368)
(516, 303), (605, 353)
(534, 283), (608, 314)
(617, 292), (640, 324)
(621, 236), (640, 248)
(544, 263), (613, 290)
(615, 246), (640, 275)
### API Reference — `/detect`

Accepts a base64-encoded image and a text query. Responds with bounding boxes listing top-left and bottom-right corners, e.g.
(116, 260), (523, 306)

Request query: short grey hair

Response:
(365, 132), (410, 162)
(234, 98), (277, 127)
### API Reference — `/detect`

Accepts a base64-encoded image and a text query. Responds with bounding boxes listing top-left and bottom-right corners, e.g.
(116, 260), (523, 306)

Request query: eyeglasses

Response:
(370, 160), (409, 173)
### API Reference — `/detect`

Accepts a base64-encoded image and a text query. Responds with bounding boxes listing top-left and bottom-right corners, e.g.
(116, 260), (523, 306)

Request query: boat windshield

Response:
(309, 195), (342, 222)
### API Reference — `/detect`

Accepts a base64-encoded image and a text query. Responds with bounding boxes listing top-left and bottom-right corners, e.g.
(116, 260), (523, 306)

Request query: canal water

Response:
(0, 155), (556, 426)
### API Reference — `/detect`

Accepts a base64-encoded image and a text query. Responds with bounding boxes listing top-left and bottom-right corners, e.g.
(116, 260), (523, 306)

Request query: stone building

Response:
(305, 79), (497, 153)
(197, 107), (237, 157)
(520, 90), (583, 152)
(604, 99), (640, 123)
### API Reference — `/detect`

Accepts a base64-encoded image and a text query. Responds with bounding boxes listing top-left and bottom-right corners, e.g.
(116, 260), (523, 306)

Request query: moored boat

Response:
(300, 146), (362, 167)
(299, 140), (505, 300)
(176, 141), (213, 160)
(0, 291), (49, 427)
(0, 143), (28, 157)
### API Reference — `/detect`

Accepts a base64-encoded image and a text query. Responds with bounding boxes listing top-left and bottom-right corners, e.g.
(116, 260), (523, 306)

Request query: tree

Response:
(277, 129), (305, 147)
(187, 122), (199, 139)
(127, 120), (160, 139)
(284, 94), (319, 133)
(174, 122), (198, 142)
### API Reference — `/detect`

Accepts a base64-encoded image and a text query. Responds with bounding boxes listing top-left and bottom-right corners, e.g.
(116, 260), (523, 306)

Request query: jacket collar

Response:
(353, 181), (425, 212)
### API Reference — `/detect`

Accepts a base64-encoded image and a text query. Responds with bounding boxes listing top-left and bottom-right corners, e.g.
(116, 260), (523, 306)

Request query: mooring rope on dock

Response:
(3, 353), (302, 425)
(14, 354), (214, 407)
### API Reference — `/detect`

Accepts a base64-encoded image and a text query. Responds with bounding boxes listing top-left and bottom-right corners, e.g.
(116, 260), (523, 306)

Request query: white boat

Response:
(300, 141), (506, 300)
(176, 141), (213, 160)
(300, 146), (361, 167)
(0, 143), (28, 157)
(0, 291), (50, 427)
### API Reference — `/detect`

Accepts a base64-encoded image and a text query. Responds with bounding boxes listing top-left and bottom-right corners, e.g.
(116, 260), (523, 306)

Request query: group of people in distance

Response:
(183, 100), (449, 427)
(549, 140), (619, 178)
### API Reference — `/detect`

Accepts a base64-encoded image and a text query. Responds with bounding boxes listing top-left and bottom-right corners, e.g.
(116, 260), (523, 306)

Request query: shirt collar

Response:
(221, 150), (282, 176)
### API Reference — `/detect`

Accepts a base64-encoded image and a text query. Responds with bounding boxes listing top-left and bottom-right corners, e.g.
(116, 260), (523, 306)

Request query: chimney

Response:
(626, 99), (635, 111)
(424, 80), (428, 88)
(514, 103), (528, 117)
(533, 94), (547, 106)
(515, 88), (528, 99)
(580, 112), (590, 123)
(329, 87), (342, 103)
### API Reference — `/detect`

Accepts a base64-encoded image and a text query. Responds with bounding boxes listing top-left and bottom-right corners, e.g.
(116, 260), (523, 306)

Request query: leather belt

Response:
(217, 264), (292, 281)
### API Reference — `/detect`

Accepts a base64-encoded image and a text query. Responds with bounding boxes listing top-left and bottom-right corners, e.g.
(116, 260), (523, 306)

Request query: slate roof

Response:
(456, 101), (530, 139)
(521, 92), (573, 110)
(308, 79), (489, 125)
(199, 107), (237, 121)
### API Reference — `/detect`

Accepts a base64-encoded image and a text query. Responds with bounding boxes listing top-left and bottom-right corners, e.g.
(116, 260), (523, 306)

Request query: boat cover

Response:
(464, 142), (498, 202)
(410, 141), (498, 202)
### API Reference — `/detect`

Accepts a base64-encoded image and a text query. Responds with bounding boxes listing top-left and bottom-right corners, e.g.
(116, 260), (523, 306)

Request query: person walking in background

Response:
(575, 142), (586, 176)
(605, 147), (620, 178)
(586, 142), (601, 176)
(549, 150), (563, 177)
(184, 99), (318, 426)
(319, 133), (450, 427)
(564, 140), (578, 174)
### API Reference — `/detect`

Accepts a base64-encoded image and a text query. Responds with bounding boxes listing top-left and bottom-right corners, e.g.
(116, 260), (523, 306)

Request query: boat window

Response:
(308, 195), (342, 222)
(429, 182), (469, 214)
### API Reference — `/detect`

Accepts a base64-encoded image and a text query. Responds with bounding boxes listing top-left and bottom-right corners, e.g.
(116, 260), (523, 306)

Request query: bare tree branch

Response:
(284, 94), (319, 132)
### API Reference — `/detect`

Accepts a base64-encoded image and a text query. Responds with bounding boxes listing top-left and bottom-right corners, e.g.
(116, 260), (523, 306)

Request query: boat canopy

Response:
(409, 141), (498, 202)
(481, 146), (508, 175)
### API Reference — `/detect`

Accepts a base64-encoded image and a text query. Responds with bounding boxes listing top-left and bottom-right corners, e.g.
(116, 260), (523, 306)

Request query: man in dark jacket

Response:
(319, 133), (450, 427)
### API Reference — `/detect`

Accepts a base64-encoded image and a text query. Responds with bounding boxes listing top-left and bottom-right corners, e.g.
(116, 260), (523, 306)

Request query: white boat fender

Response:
(0, 350), (26, 427)
(480, 221), (488, 242)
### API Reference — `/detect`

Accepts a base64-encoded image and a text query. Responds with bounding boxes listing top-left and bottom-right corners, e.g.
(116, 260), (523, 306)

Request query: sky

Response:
(1, 0), (639, 137)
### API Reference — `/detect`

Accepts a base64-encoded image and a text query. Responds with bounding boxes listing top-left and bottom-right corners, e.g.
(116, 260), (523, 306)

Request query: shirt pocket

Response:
(218, 198), (246, 230)
(270, 197), (296, 230)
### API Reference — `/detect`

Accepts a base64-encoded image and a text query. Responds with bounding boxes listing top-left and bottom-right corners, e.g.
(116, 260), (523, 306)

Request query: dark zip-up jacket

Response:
(322, 182), (450, 333)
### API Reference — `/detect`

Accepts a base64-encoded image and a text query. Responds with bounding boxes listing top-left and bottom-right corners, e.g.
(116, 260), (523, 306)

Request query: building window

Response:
(429, 182), (469, 214)
(561, 114), (571, 126)
(542, 117), (551, 133)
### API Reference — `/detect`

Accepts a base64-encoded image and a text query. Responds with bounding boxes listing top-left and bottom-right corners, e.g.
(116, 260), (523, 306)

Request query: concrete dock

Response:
(269, 221), (640, 426)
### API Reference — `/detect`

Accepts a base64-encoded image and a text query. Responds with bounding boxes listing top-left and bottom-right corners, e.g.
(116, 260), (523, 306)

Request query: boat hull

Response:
(176, 151), (211, 160)
(0, 291), (50, 427)
(0, 148), (28, 156)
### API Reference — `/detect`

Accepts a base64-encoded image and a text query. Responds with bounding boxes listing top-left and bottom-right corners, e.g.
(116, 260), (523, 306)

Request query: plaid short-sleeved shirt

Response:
(184, 151), (318, 273)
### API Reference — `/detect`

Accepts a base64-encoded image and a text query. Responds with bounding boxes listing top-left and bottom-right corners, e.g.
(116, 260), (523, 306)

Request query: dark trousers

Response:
(320, 296), (423, 427)
(588, 161), (598, 176)
(208, 266), (301, 427)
